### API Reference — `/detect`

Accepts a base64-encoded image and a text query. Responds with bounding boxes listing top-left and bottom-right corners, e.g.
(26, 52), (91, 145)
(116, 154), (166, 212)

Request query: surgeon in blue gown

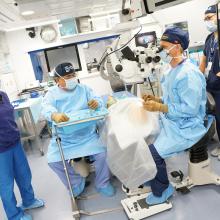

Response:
(42, 62), (115, 197)
(143, 27), (207, 205)
(0, 91), (44, 220)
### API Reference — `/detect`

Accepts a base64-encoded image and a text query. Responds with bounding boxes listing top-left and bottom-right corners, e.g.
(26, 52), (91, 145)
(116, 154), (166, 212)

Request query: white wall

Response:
(5, 27), (116, 91)
(80, 74), (113, 96)
(5, 30), (81, 90)
(153, 0), (217, 45)
(5, 0), (217, 92)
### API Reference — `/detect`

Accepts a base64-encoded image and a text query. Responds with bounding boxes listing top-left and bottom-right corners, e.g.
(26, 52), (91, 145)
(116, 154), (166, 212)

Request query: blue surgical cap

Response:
(54, 62), (75, 77)
(205, 5), (217, 14)
(161, 27), (189, 50)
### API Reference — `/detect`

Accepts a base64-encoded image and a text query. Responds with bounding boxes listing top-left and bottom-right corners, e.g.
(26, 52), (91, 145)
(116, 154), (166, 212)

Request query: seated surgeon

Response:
(0, 90), (44, 220)
(41, 62), (115, 197)
(143, 27), (207, 205)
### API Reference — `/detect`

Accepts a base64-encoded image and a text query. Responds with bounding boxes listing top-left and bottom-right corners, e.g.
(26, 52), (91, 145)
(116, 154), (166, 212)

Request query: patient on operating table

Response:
(108, 96), (147, 123)
(102, 96), (160, 190)
(41, 62), (115, 198)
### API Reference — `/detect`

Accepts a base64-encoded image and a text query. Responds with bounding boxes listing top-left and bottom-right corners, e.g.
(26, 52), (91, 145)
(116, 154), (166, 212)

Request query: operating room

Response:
(1, 0), (220, 220)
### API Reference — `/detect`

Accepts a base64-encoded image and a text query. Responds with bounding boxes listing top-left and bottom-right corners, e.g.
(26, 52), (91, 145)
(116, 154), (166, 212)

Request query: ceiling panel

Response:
(1, 0), (122, 31)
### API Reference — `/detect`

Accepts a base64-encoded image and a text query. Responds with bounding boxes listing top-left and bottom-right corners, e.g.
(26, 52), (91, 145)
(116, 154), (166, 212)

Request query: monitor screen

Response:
(135, 31), (157, 48)
(44, 43), (82, 72)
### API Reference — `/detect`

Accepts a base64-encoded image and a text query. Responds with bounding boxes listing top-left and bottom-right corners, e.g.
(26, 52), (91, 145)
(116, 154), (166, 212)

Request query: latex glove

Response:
(143, 100), (168, 113)
(106, 96), (117, 108)
(88, 99), (99, 110)
(142, 94), (162, 103)
(51, 113), (69, 123)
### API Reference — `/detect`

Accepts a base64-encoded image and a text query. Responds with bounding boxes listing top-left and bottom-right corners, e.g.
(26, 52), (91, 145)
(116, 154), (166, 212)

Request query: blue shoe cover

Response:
(20, 213), (32, 220)
(97, 183), (116, 197)
(72, 178), (85, 197)
(20, 198), (45, 211)
(146, 184), (174, 205)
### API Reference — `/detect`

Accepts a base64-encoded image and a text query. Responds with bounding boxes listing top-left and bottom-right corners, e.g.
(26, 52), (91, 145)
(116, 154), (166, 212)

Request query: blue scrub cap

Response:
(205, 5), (217, 14)
(54, 62), (75, 77)
(161, 27), (189, 50)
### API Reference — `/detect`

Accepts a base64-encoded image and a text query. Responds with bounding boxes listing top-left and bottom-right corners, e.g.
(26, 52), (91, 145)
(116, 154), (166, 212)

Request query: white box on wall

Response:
(0, 73), (18, 101)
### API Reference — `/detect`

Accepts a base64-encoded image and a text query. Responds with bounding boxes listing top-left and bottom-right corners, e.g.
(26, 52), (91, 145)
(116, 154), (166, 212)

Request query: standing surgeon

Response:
(200, 4), (220, 159)
(0, 90), (44, 220)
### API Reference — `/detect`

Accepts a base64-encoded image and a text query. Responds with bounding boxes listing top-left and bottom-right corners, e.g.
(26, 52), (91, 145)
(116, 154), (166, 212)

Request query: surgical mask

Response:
(159, 45), (176, 63)
(205, 20), (217, 32)
(64, 78), (78, 90)
(54, 69), (78, 90)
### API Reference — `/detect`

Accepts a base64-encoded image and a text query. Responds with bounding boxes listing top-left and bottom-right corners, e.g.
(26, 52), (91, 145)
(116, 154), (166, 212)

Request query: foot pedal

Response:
(121, 193), (172, 220)
(170, 170), (184, 182)
(176, 186), (190, 194)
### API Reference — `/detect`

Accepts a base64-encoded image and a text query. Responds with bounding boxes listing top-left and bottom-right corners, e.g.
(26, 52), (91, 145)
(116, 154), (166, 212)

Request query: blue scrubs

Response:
(149, 60), (207, 196)
(204, 33), (220, 141)
(0, 91), (35, 220)
(42, 84), (106, 163)
(41, 84), (111, 190)
(154, 59), (207, 158)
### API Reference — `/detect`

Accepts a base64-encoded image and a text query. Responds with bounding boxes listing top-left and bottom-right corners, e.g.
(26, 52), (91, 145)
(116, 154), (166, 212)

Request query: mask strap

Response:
(167, 45), (177, 54)
(54, 69), (66, 81)
(167, 45), (185, 60)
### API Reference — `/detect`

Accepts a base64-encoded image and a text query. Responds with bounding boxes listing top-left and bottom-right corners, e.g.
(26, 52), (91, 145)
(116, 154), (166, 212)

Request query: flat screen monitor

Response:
(135, 31), (157, 48)
(44, 43), (82, 72)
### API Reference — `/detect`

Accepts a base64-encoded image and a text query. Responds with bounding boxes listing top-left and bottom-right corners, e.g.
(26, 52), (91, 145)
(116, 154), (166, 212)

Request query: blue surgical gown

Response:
(42, 84), (106, 163)
(154, 60), (208, 158)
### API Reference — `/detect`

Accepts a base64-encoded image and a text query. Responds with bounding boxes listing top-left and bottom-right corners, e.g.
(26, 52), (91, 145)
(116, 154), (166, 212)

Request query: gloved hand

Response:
(88, 99), (99, 110)
(143, 100), (168, 113)
(106, 96), (117, 108)
(51, 113), (69, 123)
(142, 94), (162, 103)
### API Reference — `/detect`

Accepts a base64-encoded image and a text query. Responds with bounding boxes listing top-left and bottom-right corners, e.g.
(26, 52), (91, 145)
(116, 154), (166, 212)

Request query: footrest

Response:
(121, 193), (172, 220)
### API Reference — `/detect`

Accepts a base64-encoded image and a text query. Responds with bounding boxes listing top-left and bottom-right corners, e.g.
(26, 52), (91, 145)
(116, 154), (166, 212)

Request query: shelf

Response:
(60, 29), (118, 44)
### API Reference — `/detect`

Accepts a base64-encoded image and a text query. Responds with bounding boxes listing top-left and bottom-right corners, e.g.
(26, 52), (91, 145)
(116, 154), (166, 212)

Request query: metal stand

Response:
(54, 118), (122, 219)
(54, 128), (80, 219)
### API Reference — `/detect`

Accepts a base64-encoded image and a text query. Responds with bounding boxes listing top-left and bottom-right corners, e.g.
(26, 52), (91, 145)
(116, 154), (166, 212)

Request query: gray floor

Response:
(1, 137), (220, 220)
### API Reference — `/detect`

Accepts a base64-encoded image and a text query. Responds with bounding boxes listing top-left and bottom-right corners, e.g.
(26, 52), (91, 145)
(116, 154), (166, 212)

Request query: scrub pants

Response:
(211, 92), (220, 141)
(48, 151), (111, 190)
(149, 144), (169, 197)
(0, 141), (35, 220)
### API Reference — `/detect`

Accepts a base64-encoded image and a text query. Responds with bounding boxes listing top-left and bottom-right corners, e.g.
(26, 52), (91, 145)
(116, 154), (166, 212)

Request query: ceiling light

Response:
(21, 11), (35, 16)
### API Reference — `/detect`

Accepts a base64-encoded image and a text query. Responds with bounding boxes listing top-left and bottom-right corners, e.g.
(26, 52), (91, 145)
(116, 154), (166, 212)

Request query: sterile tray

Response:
(54, 108), (108, 133)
